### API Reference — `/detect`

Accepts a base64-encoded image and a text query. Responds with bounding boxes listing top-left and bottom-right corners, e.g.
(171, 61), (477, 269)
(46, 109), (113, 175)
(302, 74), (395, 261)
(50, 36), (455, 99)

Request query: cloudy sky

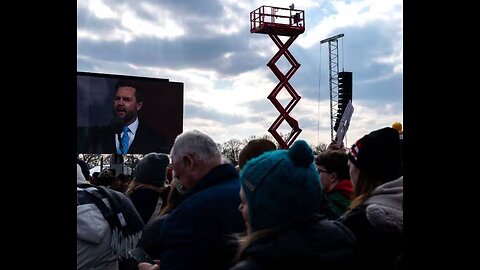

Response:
(77, 0), (403, 147)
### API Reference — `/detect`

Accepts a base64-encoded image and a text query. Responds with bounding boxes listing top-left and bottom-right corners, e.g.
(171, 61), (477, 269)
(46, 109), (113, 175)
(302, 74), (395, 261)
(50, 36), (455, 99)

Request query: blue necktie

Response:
(121, 126), (130, 154)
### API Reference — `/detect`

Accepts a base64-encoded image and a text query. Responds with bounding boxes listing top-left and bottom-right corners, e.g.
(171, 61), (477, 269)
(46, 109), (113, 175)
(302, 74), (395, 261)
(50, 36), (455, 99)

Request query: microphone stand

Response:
(117, 130), (123, 154)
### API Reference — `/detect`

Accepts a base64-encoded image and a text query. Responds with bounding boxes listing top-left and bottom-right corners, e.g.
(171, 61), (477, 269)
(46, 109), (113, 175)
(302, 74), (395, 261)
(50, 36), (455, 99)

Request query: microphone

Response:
(110, 116), (124, 154)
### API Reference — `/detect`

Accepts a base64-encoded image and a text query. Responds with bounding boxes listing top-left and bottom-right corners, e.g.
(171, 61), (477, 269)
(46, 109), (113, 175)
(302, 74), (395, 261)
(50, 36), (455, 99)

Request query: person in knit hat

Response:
(392, 121), (403, 162)
(237, 138), (276, 170)
(231, 140), (355, 270)
(348, 127), (402, 185)
(392, 121), (403, 135)
(339, 127), (403, 270)
(126, 153), (170, 224)
(133, 153), (170, 186)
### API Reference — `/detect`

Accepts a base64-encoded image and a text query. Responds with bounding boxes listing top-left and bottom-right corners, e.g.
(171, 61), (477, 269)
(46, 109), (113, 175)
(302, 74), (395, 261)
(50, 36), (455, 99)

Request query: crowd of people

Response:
(77, 124), (404, 270)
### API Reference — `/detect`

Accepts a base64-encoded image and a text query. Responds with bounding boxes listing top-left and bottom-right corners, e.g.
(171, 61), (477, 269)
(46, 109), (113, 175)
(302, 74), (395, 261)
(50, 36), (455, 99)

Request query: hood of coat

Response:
(77, 164), (89, 185)
(77, 192), (110, 244)
(363, 176), (403, 234)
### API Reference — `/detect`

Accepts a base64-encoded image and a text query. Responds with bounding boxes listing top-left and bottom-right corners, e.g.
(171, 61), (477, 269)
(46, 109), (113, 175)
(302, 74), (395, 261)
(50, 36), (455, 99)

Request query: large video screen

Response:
(77, 72), (183, 154)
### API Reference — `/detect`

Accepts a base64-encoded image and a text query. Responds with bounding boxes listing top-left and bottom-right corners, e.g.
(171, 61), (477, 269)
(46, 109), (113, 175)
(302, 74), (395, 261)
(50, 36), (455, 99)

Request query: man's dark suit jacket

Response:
(79, 121), (170, 154)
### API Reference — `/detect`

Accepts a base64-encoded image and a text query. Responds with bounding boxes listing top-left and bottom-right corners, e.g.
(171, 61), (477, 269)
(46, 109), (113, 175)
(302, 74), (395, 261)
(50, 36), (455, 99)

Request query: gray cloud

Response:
(242, 98), (283, 116)
(149, 0), (223, 17)
(283, 23), (402, 106)
(77, 5), (121, 34)
(77, 0), (403, 144)
(77, 0), (274, 76)
(185, 103), (254, 125)
(78, 34), (268, 76)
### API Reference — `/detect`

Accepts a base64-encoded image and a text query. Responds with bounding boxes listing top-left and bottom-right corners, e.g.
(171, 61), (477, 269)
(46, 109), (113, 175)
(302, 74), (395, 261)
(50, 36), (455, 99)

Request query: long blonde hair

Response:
(159, 179), (186, 216)
(125, 179), (167, 195)
(233, 228), (277, 262)
(350, 171), (384, 209)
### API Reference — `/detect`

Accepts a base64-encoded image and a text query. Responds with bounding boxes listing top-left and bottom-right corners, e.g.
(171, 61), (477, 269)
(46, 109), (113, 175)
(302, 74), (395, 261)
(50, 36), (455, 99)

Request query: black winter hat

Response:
(348, 127), (402, 183)
(133, 153), (170, 186)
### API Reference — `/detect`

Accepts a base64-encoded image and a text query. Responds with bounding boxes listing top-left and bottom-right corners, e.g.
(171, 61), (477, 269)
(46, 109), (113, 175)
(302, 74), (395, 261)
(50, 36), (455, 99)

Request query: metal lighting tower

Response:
(250, 5), (305, 149)
(320, 34), (344, 141)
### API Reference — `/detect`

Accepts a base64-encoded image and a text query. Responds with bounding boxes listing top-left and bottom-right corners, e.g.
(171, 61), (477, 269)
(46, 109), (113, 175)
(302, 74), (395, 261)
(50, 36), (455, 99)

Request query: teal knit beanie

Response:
(240, 140), (322, 232)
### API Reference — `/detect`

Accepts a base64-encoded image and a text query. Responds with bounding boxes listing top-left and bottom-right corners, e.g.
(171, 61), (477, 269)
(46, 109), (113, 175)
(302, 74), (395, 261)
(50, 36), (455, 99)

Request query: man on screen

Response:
(81, 81), (168, 154)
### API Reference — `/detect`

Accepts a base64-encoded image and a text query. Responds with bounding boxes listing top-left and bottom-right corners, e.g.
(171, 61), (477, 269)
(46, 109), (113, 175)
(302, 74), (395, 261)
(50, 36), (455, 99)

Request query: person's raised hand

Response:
(327, 140), (346, 152)
(327, 140), (340, 151)
(138, 260), (160, 270)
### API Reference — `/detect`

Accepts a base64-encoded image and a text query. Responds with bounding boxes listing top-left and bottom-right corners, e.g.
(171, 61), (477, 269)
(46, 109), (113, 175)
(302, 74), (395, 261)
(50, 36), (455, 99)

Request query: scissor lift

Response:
(250, 5), (305, 149)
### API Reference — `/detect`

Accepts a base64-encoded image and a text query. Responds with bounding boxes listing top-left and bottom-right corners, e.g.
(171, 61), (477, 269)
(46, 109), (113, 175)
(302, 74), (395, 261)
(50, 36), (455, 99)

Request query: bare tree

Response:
(210, 133), (332, 166)
(124, 154), (143, 171)
(312, 142), (328, 154)
(261, 134), (274, 141)
(79, 136), (328, 173)
(220, 139), (244, 165)
(271, 132), (291, 149)
(78, 153), (145, 175)
(241, 135), (257, 147)
(216, 143), (223, 152)
(78, 154), (102, 169)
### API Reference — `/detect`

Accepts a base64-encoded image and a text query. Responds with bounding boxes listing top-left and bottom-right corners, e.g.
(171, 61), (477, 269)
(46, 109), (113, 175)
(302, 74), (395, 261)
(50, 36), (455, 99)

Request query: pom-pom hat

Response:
(240, 140), (322, 231)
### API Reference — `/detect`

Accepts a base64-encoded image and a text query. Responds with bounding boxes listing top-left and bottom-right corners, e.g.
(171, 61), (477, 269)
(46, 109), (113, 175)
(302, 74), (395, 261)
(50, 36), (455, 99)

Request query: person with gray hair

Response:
(168, 130), (223, 189)
(137, 130), (245, 270)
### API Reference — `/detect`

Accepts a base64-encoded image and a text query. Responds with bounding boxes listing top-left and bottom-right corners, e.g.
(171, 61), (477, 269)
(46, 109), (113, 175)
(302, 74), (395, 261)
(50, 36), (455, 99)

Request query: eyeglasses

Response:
(317, 168), (330, 174)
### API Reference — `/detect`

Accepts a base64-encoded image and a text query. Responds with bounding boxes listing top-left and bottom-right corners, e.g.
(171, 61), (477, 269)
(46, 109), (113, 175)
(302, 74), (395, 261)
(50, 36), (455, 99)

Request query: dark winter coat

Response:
(339, 176), (403, 270)
(230, 215), (356, 270)
(158, 163), (246, 270)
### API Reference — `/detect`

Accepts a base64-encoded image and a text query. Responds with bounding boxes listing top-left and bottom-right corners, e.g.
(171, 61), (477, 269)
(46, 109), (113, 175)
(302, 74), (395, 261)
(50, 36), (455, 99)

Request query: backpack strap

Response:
(77, 185), (116, 229)
(146, 196), (164, 225)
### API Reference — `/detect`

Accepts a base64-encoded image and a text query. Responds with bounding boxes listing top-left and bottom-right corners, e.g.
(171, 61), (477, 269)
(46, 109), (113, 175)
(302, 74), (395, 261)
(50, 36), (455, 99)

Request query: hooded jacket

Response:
(77, 190), (119, 270)
(77, 164), (118, 270)
(339, 176), (403, 270)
